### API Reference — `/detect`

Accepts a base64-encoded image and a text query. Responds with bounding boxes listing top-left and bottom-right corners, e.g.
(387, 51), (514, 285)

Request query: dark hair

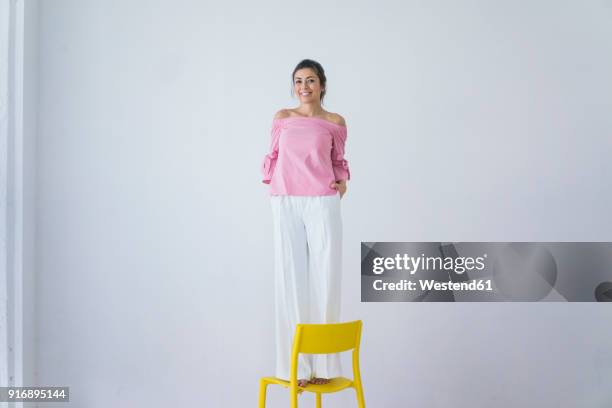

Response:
(291, 59), (327, 105)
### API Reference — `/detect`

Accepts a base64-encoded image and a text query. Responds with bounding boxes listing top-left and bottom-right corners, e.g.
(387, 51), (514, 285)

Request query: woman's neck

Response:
(295, 103), (325, 117)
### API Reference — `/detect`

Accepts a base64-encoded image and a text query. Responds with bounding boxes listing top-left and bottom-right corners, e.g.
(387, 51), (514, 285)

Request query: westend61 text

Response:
(373, 279), (493, 291)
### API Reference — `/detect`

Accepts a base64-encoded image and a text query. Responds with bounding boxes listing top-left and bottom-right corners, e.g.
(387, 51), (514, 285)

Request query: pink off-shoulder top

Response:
(261, 116), (351, 196)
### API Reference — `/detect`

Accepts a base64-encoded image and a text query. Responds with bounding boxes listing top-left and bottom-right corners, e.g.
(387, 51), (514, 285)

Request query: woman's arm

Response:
(329, 113), (349, 198)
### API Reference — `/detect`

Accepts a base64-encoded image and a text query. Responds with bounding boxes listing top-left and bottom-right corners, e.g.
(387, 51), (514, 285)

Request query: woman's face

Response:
(293, 68), (324, 103)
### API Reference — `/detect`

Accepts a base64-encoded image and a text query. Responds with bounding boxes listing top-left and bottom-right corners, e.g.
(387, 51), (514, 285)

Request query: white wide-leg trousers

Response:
(270, 194), (343, 381)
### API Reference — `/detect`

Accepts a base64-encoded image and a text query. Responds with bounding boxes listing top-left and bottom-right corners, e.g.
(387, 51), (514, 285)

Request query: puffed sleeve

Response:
(331, 125), (350, 181)
(261, 120), (282, 184)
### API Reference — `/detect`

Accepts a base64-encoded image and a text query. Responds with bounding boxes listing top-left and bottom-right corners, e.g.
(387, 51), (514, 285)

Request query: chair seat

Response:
(262, 376), (354, 394)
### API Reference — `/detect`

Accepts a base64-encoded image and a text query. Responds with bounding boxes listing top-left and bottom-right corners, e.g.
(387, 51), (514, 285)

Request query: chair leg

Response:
(290, 385), (298, 408)
(355, 384), (365, 408)
(258, 379), (268, 408)
(316, 392), (322, 408)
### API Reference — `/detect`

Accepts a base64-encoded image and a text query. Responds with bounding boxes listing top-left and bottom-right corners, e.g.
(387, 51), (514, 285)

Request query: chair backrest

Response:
(292, 320), (362, 354)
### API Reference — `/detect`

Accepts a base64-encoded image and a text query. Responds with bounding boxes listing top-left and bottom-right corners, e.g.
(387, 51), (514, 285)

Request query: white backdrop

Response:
(34, 1), (612, 407)
(1, 0), (38, 403)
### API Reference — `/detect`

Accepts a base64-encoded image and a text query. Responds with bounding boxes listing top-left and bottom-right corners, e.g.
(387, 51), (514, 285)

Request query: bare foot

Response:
(309, 377), (331, 385)
(297, 379), (309, 387)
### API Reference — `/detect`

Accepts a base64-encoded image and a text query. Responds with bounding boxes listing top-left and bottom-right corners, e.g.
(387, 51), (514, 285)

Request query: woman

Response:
(261, 59), (350, 387)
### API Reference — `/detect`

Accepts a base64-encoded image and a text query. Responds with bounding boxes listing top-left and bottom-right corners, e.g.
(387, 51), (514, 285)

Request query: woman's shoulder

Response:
(273, 109), (293, 120)
(328, 112), (346, 127)
(273, 109), (346, 126)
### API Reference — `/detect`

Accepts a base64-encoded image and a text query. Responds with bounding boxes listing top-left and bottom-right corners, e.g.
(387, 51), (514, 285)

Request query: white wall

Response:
(22, 0), (38, 403)
(35, 1), (612, 407)
(1, 3), (38, 408)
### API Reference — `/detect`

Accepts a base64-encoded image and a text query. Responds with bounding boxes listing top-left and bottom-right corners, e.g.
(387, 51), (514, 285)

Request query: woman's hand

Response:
(330, 180), (347, 198)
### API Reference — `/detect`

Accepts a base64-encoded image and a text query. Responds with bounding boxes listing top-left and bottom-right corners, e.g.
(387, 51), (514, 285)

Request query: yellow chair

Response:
(259, 320), (365, 408)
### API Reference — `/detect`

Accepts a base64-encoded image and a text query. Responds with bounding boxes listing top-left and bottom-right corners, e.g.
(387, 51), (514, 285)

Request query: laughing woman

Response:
(261, 59), (350, 388)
